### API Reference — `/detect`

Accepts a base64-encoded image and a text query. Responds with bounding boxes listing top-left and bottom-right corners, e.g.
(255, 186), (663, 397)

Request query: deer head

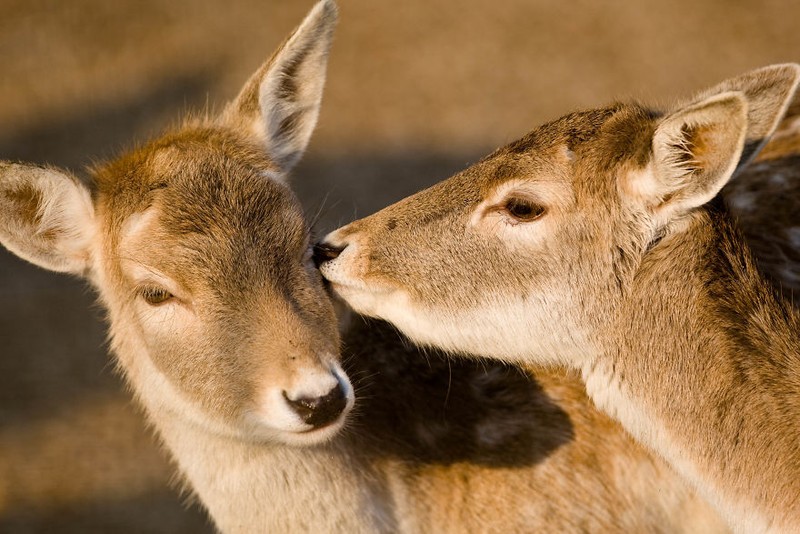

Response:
(318, 64), (800, 366)
(0, 0), (352, 446)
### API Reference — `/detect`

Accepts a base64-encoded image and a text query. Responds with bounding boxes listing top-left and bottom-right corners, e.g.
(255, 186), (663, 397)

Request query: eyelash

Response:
(139, 285), (174, 305)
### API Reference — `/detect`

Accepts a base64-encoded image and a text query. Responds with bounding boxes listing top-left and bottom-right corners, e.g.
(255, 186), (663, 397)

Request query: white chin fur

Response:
(272, 417), (349, 446)
(334, 285), (586, 368)
(327, 282), (393, 318)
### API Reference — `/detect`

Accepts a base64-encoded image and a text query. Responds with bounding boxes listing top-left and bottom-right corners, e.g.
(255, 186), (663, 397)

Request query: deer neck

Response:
(108, 327), (393, 534)
(581, 205), (800, 533)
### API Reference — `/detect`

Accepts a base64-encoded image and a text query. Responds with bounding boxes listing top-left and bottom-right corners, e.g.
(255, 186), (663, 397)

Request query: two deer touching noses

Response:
(318, 42), (800, 534)
(1, 0), (798, 532)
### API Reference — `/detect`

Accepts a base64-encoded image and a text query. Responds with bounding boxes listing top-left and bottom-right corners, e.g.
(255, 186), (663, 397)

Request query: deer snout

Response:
(283, 382), (348, 429)
(312, 241), (345, 267)
(315, 232), (398, 319)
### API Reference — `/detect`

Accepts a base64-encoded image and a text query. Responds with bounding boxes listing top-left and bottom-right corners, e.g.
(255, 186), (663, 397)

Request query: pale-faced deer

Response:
(319, 65), (800, 533)
(0, 1), (734, 531)
(1, 2), (363, 531)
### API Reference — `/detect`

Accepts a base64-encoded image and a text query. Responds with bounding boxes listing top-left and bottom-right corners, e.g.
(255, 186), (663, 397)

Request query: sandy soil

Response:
(0, 0), (798, 530)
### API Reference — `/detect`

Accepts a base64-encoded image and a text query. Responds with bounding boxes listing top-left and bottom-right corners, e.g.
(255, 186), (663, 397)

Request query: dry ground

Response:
(0, 0), (798, 531)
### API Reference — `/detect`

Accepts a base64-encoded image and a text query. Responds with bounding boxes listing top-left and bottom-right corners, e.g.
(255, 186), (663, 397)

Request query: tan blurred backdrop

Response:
(0, 0), (797, 531)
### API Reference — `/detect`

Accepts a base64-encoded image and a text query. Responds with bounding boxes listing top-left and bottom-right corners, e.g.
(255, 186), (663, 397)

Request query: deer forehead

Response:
(96, 127), (282, 209)
(98, 132), (309, 293)
(469, 106), (654, 207)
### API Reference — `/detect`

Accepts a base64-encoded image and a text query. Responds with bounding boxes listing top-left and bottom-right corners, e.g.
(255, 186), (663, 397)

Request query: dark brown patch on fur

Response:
(277, 110), (304, 142)
(343, 318), (574, 467)
(593, 105), (659, 169)
(504, 106), (625, 159)
(725, 153), (800, 293)
(506, 132), (539, 155)
(494, 162), (516, 180)
(276, 45), (311, 102)
(563, 107), (621, 151)
(4, 182), (44, 225)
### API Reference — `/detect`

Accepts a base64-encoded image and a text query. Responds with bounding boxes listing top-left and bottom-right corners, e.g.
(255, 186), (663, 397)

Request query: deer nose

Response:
(283, 382), (348, 428)
(312, 242), (345, 268)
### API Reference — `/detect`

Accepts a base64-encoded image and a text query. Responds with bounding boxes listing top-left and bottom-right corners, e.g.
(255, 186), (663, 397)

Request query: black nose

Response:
(284, 383), (348, 428)
(312, 242), (345, 268)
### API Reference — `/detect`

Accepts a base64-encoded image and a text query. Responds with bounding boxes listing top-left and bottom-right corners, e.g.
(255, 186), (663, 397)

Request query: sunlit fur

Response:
(0, 2), (736, 532)
(321, 64), (800, 532)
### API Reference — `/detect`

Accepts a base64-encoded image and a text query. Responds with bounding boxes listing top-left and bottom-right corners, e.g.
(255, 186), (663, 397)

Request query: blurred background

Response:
(0, 0), (797, 531)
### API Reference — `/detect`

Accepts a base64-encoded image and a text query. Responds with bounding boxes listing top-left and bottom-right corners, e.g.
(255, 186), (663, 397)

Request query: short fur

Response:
(320, 64), (800, 532)
(0, 2), (731, 532)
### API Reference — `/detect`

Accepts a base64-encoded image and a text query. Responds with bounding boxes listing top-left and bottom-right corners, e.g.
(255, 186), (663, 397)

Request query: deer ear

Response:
(0, 162), (95, 275)
(691, 63), (800, 169)
(220, 0), (338, 174)
(631, 92), (749, 221)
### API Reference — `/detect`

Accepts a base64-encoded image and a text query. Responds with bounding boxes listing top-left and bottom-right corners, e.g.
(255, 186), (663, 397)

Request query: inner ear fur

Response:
(689, 63), (800, 169)
(219, 0), (338, 174)
(0, 162), (95, 274)
(646, 92), (749, 217)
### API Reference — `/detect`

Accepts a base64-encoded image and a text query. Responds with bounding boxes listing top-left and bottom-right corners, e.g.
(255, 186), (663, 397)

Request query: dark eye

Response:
(503, 197), (545, 222)
(140, 285), (174, 305)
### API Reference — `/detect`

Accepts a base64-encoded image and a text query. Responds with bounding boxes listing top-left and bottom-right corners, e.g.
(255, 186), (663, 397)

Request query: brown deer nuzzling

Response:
(319, 64), (800, 533)
(0, 1), (737, 531)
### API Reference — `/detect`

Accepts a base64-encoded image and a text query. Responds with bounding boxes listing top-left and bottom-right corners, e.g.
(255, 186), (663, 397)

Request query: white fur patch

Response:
(121, 208), (158, 243)
(334, 280), (590, 368)
(40, 174), (95, 261)
(287, 359), (346, 401)
(622, 163), (662, 203)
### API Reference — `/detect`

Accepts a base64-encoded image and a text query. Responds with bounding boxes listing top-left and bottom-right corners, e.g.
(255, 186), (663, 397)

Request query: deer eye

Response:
(502, 197), (545, 222)
(140, 285), (174, 305)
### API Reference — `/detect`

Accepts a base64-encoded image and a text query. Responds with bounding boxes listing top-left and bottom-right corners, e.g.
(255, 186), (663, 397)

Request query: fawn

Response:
(319, 64), (800, 532)
(0, 1), (731, 531)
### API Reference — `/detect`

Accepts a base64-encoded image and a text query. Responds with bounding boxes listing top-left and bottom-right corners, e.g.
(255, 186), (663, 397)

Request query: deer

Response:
(317, 64), (800, 533)
(0, 0), (736, 531)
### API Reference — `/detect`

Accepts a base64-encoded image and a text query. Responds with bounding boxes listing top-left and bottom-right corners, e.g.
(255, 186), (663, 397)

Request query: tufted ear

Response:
(625, 64), (800, 224)
(625, 92), (748, 223)
(0, 162), (95, 275)
(220, 0), (338, 174)
(690, 63), (800, 169)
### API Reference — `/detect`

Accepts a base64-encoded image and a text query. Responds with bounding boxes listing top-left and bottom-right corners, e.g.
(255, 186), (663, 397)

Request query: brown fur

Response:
(344, 319), (726, 533)
(320, 64), (800, 532)
(0, 2), (730, 532)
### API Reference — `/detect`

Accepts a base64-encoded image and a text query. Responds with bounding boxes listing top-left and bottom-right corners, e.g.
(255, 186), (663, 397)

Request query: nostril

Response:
(283, 383), (348, 429)
(283, 392), (316, 421)
(312, 242), (346, 268)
